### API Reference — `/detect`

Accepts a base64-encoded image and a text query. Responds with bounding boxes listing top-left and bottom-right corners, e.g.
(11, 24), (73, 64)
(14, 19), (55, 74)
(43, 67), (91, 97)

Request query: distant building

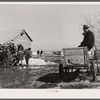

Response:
(2, 30), (33, 49)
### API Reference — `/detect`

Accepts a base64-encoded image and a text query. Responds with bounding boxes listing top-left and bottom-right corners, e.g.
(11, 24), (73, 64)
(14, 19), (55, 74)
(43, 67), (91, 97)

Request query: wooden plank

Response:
(63, 47), (87, 56)
(64, 55), (85, 65)
(63, 47), (88, 66)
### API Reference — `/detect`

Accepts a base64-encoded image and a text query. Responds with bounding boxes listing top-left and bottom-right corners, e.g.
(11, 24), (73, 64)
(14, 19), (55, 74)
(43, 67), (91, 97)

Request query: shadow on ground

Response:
(37, 70), (80, 83)
(37, 73), (61, 83)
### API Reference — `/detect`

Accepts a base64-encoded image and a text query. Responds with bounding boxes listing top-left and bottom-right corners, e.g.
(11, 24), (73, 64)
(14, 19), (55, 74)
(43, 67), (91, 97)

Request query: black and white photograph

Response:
(0, 2), (100, 92)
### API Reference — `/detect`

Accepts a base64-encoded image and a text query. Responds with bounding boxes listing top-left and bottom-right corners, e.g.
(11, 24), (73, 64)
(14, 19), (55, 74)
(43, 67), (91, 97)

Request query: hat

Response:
(83, 25), (89, 29)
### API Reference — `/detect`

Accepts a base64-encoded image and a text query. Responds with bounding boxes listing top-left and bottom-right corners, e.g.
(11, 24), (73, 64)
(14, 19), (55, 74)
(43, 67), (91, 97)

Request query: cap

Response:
(83, 25), (89, 29)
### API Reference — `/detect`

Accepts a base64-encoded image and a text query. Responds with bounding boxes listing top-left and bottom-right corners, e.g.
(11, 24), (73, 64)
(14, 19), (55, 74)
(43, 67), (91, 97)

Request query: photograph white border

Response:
(0, 2), (100, 99)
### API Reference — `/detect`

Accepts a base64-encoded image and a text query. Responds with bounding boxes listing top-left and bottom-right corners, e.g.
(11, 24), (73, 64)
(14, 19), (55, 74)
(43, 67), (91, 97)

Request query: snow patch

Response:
(22, 58), (57, 66)
(22, 58), (46, 66)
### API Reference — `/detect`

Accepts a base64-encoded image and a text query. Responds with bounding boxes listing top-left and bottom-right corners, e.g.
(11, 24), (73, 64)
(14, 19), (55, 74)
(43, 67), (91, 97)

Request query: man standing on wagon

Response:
(78, 25), (95, 52)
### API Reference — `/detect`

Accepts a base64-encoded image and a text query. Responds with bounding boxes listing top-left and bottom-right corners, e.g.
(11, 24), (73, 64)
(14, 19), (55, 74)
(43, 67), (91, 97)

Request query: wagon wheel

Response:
(59, 64), (64, 80)
(89, 61), (96, 82)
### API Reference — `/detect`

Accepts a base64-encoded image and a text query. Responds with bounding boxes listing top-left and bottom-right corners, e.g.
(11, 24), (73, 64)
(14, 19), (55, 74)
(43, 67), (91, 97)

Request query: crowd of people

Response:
(0, 42), (32, 68)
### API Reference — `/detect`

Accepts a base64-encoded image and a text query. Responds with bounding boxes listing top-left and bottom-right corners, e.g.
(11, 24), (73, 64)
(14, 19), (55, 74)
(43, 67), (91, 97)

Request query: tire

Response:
(59, 64), (64, 80)
(90, 61), (96, 82)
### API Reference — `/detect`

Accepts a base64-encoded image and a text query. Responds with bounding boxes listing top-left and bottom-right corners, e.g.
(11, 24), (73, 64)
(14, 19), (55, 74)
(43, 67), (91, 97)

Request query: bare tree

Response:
(84, 13), (100, 49)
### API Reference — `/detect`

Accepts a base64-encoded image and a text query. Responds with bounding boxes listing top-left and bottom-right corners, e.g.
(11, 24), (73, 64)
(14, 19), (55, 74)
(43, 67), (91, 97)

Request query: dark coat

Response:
(79, 30), (94, 50)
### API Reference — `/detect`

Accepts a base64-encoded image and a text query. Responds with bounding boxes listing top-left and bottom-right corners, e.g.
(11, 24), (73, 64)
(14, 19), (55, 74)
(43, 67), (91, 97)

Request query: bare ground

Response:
(0, 65), (100, 89)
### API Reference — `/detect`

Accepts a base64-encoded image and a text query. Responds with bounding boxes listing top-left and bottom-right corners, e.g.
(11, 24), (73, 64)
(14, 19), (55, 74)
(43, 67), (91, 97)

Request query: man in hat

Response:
(78, 25), (95, 51)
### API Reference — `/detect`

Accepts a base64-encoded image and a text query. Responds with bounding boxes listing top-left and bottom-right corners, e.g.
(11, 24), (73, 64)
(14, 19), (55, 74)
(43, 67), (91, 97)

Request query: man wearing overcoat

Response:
(78, 25), (95, 51)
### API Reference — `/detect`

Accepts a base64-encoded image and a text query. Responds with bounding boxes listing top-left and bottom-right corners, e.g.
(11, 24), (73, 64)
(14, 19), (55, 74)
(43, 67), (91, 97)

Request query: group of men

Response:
(0, 42), (32, 68)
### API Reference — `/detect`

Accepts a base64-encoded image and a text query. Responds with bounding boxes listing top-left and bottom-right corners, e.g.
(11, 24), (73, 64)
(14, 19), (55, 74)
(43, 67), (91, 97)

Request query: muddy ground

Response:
(0, 64), (100, 89)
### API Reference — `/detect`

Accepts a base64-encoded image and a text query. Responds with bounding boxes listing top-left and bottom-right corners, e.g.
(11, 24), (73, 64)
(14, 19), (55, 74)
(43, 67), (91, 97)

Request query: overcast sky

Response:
(0, 4), (100, 51)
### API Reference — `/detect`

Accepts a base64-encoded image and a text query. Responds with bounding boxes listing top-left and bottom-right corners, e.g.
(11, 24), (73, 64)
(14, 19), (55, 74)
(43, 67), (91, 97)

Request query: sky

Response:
(0, 4), (100, 51)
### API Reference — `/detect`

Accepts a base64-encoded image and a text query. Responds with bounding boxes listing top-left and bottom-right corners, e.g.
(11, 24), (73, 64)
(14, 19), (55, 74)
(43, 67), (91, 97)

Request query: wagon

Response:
(59, 47), (98, 82)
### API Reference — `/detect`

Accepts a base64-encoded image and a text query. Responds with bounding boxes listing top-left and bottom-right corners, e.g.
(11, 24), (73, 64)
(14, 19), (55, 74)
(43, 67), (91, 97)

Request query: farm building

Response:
(0, 29), (33, 49)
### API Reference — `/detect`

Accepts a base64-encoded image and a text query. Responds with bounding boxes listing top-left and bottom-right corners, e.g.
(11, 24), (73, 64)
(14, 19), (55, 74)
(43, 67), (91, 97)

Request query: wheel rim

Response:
(59, 64), (64, 79)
